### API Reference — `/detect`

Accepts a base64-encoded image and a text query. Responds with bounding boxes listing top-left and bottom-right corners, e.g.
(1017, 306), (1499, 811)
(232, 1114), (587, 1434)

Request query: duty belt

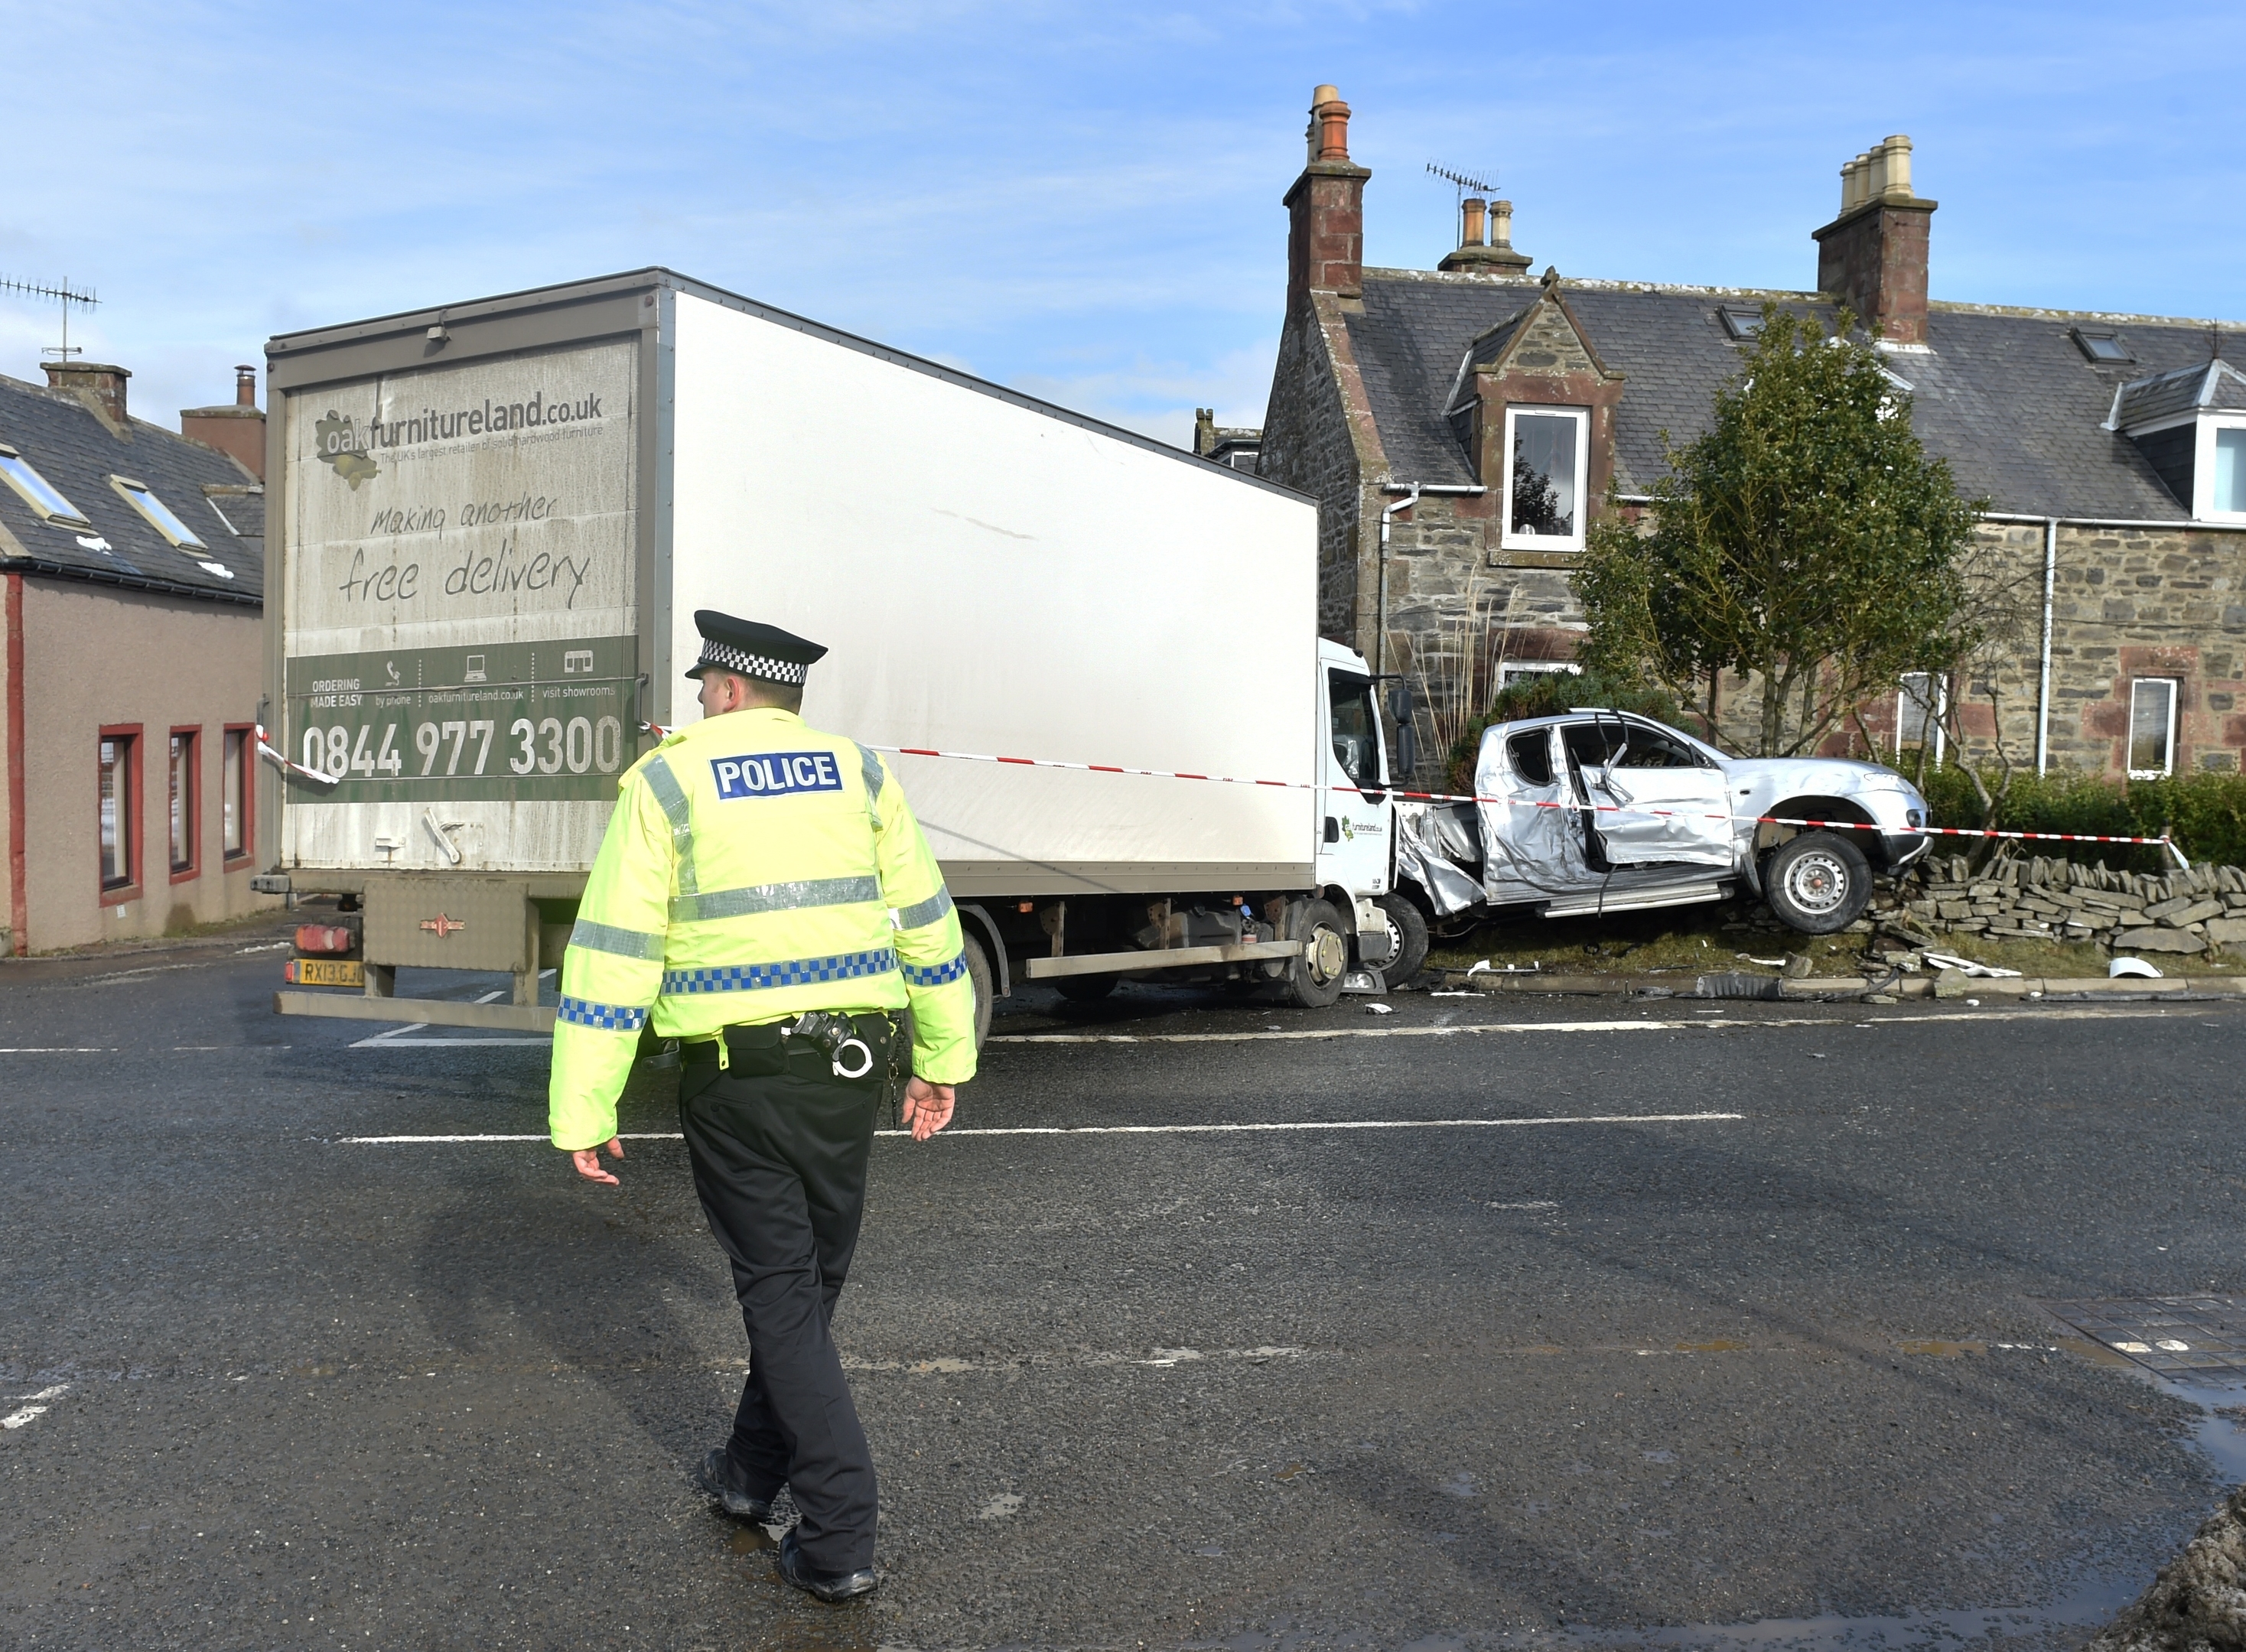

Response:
(673, 1010), (902, 1082)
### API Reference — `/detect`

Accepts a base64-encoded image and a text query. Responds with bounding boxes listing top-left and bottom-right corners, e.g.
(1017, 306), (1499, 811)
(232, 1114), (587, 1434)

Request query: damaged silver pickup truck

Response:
(1394, 708), (1932, 938)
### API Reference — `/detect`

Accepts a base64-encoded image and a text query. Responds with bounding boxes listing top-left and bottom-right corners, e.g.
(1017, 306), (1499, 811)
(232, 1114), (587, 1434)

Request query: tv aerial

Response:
(0, 275), (101, 363)
(1426, 161), (1499, 202)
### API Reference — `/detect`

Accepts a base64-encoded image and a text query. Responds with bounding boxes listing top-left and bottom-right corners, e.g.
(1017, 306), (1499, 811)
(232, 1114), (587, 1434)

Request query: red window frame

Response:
(222, 722), (256, 864)
(168, 725), (201, 883)
(98, 724), (143, 905)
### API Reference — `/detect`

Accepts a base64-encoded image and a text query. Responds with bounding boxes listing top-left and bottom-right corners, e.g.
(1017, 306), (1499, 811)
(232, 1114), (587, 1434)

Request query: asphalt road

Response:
(4, 935), (2244, 1651)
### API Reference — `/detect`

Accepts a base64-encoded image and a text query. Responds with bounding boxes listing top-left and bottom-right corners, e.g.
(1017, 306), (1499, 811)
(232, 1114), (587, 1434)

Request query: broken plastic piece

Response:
(1922, 950), (2023, 980)
(2109, 957), (2163, 979)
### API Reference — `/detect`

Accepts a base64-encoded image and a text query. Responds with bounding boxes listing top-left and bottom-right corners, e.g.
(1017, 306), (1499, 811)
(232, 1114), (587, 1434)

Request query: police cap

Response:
(684, 611), (828, 685)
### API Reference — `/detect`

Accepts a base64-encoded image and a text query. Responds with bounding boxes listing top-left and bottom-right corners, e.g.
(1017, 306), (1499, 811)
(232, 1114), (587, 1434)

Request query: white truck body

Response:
(261, 270), (1393, 1031)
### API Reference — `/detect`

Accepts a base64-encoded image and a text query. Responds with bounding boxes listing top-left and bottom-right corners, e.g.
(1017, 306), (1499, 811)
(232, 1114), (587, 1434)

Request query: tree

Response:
(1574, 306), (1987, 756)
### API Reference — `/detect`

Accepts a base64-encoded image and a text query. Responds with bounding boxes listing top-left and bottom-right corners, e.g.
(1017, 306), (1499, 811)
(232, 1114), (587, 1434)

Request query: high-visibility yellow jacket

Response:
(548, 706), (978, 1150)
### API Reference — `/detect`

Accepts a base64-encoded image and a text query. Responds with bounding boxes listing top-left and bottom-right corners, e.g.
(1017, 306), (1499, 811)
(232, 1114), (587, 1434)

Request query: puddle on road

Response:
(728, 1523), (778, 1555)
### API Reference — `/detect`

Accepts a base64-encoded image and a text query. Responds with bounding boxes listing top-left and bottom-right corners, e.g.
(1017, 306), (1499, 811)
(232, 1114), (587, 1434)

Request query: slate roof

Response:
(0, 371), (263, 604)
(1343, 269), (2246, 521)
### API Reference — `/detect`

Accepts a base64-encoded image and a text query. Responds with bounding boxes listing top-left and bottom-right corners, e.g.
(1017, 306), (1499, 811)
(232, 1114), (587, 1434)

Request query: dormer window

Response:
(1500, 406), (1589, 552)
(2072, 328), (2134, 364)
(2108, 361), (2246, 521)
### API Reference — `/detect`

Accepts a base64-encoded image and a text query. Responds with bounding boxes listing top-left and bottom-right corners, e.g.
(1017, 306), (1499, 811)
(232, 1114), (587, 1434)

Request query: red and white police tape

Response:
(257, 724), (340, 788)
(282, 719), (2156, 862)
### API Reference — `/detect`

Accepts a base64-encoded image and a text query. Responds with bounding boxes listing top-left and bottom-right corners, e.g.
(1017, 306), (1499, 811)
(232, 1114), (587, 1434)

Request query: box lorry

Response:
(260, 268), (1423, 1042)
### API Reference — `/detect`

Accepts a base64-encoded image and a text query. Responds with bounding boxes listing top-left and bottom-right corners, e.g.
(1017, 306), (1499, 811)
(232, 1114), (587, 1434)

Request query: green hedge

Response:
(1916, 765), (2246, 872)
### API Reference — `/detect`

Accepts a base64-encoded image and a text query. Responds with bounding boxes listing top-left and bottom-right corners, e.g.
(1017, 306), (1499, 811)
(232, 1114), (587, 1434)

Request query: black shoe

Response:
(778, 1527), (878, 1604)
(695, 1449), (774, 1522)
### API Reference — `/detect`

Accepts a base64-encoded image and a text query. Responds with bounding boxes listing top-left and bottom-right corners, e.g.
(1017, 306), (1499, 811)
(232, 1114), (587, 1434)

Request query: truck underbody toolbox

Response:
(1022, 938), (1306, 979)
(273, 990), (557, 1032)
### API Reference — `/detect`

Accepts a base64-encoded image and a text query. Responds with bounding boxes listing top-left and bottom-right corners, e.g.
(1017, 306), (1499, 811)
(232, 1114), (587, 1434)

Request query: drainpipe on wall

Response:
(1375, 484), (1421, 678)
(2035, 518), (2057, 776)
(5, 572), (26, 957)
(1375, 482), (1489, 677)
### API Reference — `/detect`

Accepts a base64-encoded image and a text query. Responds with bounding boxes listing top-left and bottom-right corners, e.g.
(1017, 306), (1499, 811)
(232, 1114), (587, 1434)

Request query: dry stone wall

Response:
(1892, 852), (2246, 958)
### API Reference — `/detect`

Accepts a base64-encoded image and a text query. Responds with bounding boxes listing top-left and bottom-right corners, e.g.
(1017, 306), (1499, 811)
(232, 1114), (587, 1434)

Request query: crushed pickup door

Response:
(1580, 717), (1734, 870)
(1475, 723), (1599, 900)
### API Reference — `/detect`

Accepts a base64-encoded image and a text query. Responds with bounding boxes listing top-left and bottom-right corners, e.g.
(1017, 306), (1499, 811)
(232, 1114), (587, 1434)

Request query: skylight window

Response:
(1719, 306), (1764, 340)
(2072, 329), (2134, 364)
(109, 476), (207, 549)
(0, 442), (90, 526)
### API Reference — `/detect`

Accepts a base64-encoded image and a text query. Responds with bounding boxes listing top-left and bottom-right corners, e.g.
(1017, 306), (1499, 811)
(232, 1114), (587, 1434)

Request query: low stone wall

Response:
(1890, 853), (2246, 958)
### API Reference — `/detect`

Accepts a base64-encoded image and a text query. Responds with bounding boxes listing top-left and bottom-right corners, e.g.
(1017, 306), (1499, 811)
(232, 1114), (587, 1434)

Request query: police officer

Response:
(548, 611), (978, 1605)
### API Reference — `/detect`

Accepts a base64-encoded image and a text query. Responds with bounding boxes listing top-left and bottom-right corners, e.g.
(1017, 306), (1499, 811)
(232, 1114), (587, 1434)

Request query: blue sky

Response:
(2, 1), (2238, 448)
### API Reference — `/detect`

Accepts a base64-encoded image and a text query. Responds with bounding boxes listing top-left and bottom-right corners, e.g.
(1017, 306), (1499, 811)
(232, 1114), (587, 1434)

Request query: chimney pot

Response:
(235, 364), (258, 407)
(1311, 89), (1353, 163)
(1880, 134), (1913, 198)
(1491, 199), (1517, 249)
(42, 360), (130, 427)
(1460, 197), (1487, 248)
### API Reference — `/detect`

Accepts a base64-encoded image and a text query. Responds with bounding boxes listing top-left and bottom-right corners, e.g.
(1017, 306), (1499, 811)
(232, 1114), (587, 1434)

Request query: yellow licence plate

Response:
(288, 958), (364, 987)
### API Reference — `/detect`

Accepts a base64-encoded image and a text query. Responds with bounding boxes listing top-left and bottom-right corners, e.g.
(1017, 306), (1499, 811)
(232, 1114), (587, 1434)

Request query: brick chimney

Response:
(1811, 134), (1936, 345)
(42, 360), (130, 428)
(181, 364), (267, 479)
(1284, 84), (1372, 304)
(1438, 196), (1533, 275)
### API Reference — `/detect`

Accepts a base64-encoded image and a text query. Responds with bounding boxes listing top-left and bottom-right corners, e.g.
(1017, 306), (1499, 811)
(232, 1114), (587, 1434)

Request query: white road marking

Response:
(345, 1112), (1740, 1145)
(2, 1383), (69, 1429)
(988, 1004), (2215, 1043)
(0, 1048), (113, 1053)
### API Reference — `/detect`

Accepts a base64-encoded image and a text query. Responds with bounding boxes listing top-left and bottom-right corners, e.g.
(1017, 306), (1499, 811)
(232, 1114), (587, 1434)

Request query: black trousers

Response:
(678, 1047), (887, 1573)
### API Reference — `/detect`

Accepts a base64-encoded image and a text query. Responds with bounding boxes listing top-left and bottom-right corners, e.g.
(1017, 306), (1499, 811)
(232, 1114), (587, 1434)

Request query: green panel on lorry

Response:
(285, 635), (638, 804)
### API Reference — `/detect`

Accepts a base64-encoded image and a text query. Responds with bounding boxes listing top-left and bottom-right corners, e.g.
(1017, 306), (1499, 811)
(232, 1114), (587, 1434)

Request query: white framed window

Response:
(109, 475), (207, 549)
(2202, 418), (2246, 522)
(1897, 672), (1947, 763)
(0, 441), (90, 526)
(1499, 405), (1590, 552)
(2127, 678), (2179, 779)
(1498, 661), (1582, 688)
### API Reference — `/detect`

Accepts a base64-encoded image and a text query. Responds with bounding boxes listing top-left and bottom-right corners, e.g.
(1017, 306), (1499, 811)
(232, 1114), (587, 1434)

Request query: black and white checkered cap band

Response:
(695, 641), (809, 685)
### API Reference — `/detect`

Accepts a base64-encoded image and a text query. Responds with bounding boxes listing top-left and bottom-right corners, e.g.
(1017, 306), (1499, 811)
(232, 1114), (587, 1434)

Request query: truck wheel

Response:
(1372, 893), (1430, 987)
(1284, 899), (1350, 1009)
(1054, 972), (1118, 1004)
(963, 932), (995, 1046)
(1763, 831), (1872, 935)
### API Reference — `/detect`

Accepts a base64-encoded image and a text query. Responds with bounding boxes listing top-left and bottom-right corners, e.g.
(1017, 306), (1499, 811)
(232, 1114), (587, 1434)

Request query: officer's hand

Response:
(901, 1078), (955, 1141)
(571, 1137), (625, 1185)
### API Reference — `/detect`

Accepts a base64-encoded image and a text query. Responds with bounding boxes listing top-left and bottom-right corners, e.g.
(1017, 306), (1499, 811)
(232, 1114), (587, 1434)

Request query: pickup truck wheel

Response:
(1284, 899), (1349, 1008)
(963, 933), (995, 1046)
(1763, 831), (1872, 934)
(1054, 972), (1118, 1004)
(1372, 893), (1430, 987)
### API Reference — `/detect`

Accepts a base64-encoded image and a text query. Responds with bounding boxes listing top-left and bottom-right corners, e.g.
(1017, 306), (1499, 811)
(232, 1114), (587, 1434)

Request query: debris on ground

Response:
(2111, 957), (2166, 980)
(1924, 950), (2025, 979)
(2088, 1485), (2246, 1652)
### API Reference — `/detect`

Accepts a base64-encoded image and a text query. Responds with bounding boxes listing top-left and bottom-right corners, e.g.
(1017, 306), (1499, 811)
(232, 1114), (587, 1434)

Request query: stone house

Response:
(1256, 86), (2246, 782)
(0, 359), (277, 954)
